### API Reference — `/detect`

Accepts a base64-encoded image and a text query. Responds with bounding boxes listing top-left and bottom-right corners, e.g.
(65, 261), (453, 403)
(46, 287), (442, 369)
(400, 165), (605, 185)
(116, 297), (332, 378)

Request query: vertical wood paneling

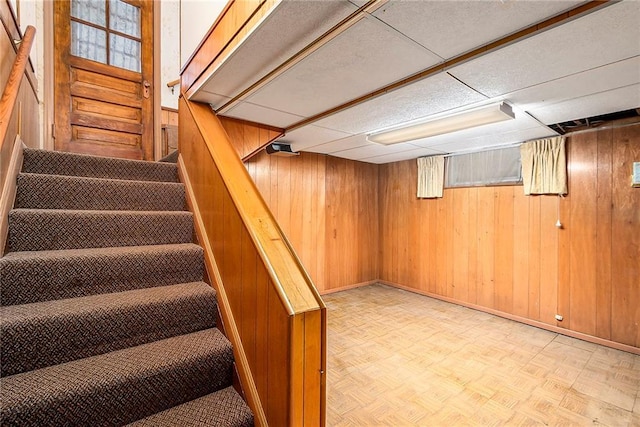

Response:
(610, 125), (640, 347)
(595, 129), (613, 340)
(467, 188), (478, 304)
(512, 191), (530, 317)
(477, 187), (495, 308)
(452, 189), (470, 302)
(246, 152), (378, 293)
(569, 132), (598, 336)
(539, 195), (558, 325)
(527, 196), (541, 321)
(219, 117), (282, 159)
(267, 285), (290, 427)
(379, 123), (639, 349)
(494, 186), (514, 312)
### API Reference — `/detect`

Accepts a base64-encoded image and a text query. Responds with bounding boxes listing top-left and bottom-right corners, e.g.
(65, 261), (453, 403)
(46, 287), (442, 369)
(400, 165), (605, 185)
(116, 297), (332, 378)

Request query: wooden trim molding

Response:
(380, 280), (640, 356)
(0, 136), (24, 256)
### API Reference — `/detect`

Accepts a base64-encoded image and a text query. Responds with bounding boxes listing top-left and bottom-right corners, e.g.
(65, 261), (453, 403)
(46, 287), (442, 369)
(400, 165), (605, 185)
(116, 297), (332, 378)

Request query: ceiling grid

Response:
(191, 0), (640, 164)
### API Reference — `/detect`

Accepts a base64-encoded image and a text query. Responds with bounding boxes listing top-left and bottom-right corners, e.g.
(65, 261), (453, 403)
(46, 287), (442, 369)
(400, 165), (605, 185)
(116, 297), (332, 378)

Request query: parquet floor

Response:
(324, 284), (640, 426)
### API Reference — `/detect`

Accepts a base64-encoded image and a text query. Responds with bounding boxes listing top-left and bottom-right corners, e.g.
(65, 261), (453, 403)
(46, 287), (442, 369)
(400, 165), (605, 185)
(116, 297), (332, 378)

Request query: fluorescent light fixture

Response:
(367, 102), (515, 145)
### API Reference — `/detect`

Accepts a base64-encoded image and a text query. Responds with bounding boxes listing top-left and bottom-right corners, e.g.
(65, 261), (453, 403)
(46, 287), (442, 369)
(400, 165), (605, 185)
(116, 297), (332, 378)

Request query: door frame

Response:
(43, 0), (162, 159)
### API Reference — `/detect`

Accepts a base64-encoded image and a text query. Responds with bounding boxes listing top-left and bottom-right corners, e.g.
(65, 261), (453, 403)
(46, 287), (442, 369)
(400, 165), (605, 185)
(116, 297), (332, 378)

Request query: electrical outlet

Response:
(633, 162), (640, 187)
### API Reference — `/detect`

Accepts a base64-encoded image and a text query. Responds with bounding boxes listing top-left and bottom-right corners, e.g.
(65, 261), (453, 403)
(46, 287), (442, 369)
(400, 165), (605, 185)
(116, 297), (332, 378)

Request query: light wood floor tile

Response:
(324, 284), (640, 426)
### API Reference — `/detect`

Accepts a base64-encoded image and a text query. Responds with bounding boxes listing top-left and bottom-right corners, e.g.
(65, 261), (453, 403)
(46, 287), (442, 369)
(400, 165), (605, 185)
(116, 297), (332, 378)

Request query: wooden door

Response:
(53, 0), (154, 160)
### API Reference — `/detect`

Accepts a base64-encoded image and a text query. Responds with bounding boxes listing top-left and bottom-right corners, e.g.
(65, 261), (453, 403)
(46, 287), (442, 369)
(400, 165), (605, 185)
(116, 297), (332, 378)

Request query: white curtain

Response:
(417, 155), (445, 198)
(520, 136), (567, 195)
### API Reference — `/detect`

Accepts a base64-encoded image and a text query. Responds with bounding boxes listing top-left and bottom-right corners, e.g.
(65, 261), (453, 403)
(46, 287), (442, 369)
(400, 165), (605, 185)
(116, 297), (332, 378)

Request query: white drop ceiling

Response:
(190, 0), (640, 164)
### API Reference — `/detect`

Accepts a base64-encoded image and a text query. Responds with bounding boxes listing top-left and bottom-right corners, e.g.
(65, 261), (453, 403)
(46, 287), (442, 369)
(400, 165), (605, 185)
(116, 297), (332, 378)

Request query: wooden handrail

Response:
(0, 25), (36, 151)
(185, 99), (321, 315)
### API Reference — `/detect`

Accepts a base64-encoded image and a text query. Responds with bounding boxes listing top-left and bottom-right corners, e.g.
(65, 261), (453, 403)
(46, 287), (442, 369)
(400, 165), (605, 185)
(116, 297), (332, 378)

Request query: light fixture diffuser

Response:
(367, 102), (515, 145)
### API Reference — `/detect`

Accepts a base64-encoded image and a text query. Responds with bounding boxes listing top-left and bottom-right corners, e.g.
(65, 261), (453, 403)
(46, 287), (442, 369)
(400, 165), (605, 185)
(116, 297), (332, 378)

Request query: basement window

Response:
(445, 145), (522, 188)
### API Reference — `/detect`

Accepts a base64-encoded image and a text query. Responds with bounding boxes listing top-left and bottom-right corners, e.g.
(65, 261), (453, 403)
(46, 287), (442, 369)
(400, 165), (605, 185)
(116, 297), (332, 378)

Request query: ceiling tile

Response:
(225, 102), (303, 128)
(371, 0), (583, 59)
(528, 84), (640, 125)
(427, 126), (557, 154)
(313, 72), (487, 134)
(199, 1), (359, 107)
(190, 90), (231, 106)
(281, 125), (353, 151)
(302, 134), (370, 154)
(360, 147), (447, 164)
(244, 15), (442, 117)
(505, 56), (640, 111)
(331, 140), (422, 161)
(449, 2), (640, 97)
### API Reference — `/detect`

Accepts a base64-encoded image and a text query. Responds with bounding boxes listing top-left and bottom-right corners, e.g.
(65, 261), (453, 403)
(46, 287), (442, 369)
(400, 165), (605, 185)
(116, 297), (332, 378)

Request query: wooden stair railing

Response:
(1, 25), (36, 256)
(178, 96), (326, 427)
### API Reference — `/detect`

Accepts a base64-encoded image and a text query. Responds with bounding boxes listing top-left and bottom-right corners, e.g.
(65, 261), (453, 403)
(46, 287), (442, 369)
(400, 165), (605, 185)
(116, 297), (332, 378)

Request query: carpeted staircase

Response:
(0, 148), (254, 426)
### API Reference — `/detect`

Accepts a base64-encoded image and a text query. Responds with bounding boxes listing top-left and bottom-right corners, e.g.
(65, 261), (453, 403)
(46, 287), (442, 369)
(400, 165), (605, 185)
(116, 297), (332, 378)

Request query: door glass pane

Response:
(110, 33), (141, 72)
(109, 0), (140, 38)
(71, 21), (107, 64)
(71, 0), (106, 26)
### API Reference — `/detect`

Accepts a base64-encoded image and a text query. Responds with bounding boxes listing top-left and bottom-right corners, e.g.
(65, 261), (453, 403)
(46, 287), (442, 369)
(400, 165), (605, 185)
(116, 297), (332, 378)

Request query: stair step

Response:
(15, 173), (186, 211)
(127, 386), (254, 427)
(0, 244), (204, 306)
(0, 329), (234, 426)
(1, 282), (217, 377)
(21, 148), (178, 183)
(8, 209), (193, 251)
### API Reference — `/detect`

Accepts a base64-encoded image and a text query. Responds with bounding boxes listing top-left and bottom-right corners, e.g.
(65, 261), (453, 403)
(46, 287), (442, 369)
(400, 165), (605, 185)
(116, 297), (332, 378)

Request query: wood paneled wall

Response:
(379, 123), (640, 349)
(245, 151), (379, 293)
(219, 116), (282, 160)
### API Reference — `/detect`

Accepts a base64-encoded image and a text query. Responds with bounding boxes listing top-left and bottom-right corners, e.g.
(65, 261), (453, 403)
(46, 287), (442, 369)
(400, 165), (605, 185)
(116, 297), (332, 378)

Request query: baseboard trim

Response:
(378, 280), (640, 356)
(320, 280), (377, 295)
(0, 136), (24, 256)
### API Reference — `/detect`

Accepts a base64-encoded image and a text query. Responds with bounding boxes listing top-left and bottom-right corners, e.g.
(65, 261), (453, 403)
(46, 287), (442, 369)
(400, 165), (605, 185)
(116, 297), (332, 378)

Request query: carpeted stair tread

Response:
(8, 209), (194, 251)
(21, 148), (178, 182)
(0, 328), (234, 426)
(1, 282), (216, 377)
(0, 243), (204, 306)
(127, 386), (254, 427)
(15, 173), (186, 211)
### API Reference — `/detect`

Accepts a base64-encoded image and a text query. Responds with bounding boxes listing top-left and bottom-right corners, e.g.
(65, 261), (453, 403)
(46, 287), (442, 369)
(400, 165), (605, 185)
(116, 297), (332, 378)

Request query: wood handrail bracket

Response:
(179, 96), (326, 426)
